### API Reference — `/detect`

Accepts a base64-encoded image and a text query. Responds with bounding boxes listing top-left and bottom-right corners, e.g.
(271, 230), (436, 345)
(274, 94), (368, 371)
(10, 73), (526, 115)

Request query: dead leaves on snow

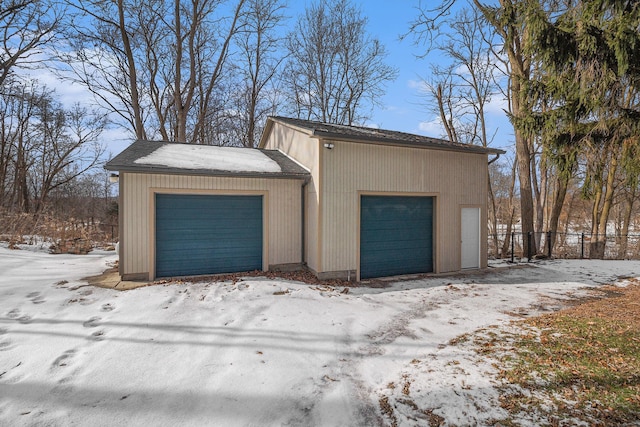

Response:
(482, 282), (640, 425)
(378, 282), (640, 426)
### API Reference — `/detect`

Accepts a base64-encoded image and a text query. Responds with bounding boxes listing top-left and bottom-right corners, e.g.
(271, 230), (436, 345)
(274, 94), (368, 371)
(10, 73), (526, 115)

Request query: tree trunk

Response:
(514, 128), (535, 256)
(590, 154), (618, 259)
(531, 148), (547, 254)
(500, 207), (516, 258)
(500, 158), (518, 257)
(15, 135), (29, 213)
(117, 0), (145, 140)
(174, 0), (187, 143)
(196, 0), (245, 145)
(497, 13), (536, 258)
(437, 84), (458, 143)
(488, 172), (499, 258)
(547, 172), (569, 253)
(617, 187), (636, 259)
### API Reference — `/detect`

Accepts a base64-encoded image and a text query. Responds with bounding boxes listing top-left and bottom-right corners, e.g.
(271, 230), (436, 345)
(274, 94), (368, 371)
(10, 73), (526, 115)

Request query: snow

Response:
(134, 144), (282, 173)
(1, 244), (639, 426)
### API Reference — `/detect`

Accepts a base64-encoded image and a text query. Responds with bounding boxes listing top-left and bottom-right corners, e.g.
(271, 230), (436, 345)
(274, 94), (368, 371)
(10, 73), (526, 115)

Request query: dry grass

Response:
(482, 281), (640, 426)
(0, 210), (116, 250)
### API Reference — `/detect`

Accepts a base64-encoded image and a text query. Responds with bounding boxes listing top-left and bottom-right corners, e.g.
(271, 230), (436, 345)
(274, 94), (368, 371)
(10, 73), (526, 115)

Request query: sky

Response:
(25, 0), (515, 159)
(310, 0), (514, 152)
(338, 1), (450, 131)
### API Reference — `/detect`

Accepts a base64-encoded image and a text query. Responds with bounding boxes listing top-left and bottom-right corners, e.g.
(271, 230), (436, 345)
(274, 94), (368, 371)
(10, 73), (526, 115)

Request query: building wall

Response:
(261, 123), (322, 273)
(320, 140), (489, 277)
(119, 172), (304, 280)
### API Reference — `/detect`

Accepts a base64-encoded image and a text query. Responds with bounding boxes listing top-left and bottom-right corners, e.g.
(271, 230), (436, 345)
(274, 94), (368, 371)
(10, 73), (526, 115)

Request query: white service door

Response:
(461, 207), (481, 269)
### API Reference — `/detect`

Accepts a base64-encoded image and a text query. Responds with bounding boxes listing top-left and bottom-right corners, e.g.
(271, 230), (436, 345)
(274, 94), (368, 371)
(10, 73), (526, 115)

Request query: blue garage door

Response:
(360, 196), (433, 279)
(155, 194), (263, 277)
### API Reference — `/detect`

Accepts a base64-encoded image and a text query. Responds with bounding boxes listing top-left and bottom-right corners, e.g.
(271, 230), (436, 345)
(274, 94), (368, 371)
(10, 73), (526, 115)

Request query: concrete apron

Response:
(84, 268), (151, 291)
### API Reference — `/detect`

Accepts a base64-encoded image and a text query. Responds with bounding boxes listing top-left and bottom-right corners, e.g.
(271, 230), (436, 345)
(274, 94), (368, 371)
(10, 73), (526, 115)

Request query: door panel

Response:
(360, 196), (433, 279)
(461, 207), (480, 269)
(155, 194), (263, 277)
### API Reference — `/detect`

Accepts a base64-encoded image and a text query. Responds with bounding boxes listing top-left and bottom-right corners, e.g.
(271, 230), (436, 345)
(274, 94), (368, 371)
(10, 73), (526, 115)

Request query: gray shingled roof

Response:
(268, 116), (505, 155)
(105, 140), (310, 179)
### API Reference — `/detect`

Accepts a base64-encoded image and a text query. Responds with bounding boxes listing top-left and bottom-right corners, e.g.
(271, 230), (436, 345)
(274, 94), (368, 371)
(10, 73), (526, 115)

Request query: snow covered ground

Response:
(1, 243), (639, 426)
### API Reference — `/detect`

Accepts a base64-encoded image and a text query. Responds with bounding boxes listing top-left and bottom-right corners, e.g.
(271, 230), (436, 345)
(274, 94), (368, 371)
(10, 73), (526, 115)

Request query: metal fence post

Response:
(492, 231), (639, 261)
(511, 231), (515, 263)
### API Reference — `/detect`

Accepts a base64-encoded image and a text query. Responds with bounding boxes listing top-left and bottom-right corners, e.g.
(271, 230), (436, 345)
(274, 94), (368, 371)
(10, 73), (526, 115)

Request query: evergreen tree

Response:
(521, 0), (640, 257)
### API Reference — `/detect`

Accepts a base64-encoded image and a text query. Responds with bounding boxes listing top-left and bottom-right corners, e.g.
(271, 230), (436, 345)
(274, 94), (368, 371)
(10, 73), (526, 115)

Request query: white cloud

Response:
(407, 79), (431, 94)
(12, 49), (95, 109)
(417, 116), (445, 137)
(102, 126), (134, 160)
(484, 96), (509, 115)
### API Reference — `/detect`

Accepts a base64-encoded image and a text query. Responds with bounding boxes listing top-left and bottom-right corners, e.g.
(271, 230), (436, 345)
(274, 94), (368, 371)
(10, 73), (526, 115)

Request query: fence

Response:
(489, 231), (640, 261)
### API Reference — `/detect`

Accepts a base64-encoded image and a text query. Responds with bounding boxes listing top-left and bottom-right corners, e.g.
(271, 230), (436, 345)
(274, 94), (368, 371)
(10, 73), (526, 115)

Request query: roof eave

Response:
(310, 131), (505, 155)
(104, 165), (310, 181)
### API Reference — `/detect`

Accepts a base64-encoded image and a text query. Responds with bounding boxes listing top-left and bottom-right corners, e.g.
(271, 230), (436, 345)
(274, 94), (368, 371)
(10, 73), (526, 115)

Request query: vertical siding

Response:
(120, 172), (303, 279)
(123, 172), (148, 275)
(262, 123), (322, 273)
(321, 141), (488, 274)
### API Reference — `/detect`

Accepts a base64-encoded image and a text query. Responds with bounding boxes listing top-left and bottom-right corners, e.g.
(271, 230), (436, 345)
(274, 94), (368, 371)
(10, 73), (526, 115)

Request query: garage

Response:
(107, 118), (501, 281)
(155, 194), (263, 277)
(360, 195), (434, 279)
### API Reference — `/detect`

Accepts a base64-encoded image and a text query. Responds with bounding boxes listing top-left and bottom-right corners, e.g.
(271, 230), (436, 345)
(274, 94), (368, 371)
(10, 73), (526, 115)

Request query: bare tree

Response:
(584, 142), (618, 258)
(411, 0), (538, 255)
(63, 0), (246, 143)
(62, 0), (148, 140)
(423, 67), (460, 143)
(489, 156), (518, 257)
(283, 0), (397, 125)
(477, 0), (538, 254)
(1, 0), (61, 86)
(229, 0), (286, 147)
(1, 80), (40, 211)
(30, 100), (106, 213)
(49, 169), (112, 224)
(419, 6), (502, 255)
(0, 81), (105, 214)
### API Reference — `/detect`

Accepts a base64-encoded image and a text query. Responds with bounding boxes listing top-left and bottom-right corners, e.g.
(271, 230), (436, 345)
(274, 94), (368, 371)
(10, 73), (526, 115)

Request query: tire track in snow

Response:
(280, 290), (444, 426)
(279, 307), (394, 427)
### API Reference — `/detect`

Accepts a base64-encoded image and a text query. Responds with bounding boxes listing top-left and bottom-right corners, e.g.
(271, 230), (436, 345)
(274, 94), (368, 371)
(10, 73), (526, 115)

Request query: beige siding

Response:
(260, 119), (490, 278)
(262, 123), (322, 273)
(120, 172), (303, 279)
(321, 141), (489, 276)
